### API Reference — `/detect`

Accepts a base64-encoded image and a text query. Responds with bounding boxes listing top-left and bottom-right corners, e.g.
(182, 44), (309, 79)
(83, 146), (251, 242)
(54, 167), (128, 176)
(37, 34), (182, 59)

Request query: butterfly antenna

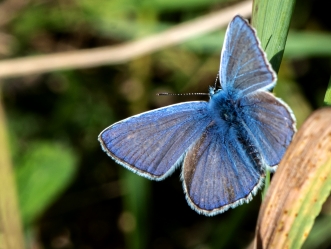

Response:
(214, 73), (220, 89)
(157, 92), (210, 96)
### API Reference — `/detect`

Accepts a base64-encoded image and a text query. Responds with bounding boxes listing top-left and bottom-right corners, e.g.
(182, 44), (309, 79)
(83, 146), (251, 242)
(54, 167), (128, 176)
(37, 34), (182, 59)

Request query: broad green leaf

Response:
(15, 141), (77, 225)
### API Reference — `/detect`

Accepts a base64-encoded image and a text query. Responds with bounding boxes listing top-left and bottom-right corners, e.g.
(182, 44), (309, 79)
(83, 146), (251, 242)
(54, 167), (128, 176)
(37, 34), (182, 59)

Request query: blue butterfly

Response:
(98, 15), (296, 216)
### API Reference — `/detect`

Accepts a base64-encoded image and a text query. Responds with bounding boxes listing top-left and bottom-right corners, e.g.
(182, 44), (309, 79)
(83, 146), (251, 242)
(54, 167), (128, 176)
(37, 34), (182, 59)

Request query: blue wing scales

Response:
(220, 16), (276, 97)
(239, 91), (296, 168)
(99, 102), (212, 180)
(182, 122), (265, 216)
(99, 15), (296, 216)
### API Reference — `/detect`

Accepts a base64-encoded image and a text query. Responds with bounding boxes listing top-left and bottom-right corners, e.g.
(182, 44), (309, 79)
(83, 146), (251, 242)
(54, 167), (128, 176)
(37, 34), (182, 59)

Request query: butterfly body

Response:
(99, 15), (296, 216)
(209, 89), (239, 125)
(209, 90), (263, 167)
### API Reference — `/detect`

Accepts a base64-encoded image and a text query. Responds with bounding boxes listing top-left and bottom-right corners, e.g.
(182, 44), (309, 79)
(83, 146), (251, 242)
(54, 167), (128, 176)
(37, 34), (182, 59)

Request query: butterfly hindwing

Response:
(220, 16), (276, 97)
(99, 102), (212, 180)
(183, 121), (265, 216)
(239, 91), (296, 168)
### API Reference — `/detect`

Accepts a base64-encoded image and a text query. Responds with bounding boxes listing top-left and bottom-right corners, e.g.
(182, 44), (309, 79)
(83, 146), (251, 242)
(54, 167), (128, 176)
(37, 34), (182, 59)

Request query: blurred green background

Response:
(1, 0), (331, 248)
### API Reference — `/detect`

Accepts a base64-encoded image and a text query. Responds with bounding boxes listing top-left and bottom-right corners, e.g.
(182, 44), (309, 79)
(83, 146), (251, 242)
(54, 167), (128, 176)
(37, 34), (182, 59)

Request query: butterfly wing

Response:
(220, 15), (275, 98)
(239, 91), (296, 169)
(99, 101), (212, 180)
(182, 121), (265, 216)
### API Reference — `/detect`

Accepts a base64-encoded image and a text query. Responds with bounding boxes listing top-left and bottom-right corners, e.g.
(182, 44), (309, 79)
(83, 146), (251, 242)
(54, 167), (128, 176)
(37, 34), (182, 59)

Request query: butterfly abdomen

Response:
(209, 91), (265, 174)
(236, 127), (265, 174)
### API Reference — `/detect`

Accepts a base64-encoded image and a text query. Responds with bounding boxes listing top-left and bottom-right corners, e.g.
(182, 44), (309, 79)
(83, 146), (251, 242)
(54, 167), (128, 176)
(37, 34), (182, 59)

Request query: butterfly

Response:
(98, 15), (296, 216)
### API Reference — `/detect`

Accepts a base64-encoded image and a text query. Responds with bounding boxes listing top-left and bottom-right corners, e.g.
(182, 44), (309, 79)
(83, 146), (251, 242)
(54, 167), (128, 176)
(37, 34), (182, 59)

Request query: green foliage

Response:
(251, 2), (331, 249)
(304, 214), (331, 248)
(15, 141), (77, 225)
(184, 31), (331, 59)
(251, 0), (296, 201)
(286, 32), (331, 58)
(289, 159), (331, 249)
(12, 3), (83, 44)
(252, 0), (296, 72)
(274, 78), (312, 127)
(324, 77), (331, 105)
(2, 0), (331, 248)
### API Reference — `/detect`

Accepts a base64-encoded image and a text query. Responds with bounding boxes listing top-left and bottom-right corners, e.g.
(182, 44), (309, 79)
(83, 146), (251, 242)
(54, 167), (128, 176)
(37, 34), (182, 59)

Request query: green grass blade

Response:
(120, 171), (150, 249)
(251, 0), (296, 200)
(252, 0), (296, 73)
(324, 76), (331, 106)
(261, 170), (270, 200)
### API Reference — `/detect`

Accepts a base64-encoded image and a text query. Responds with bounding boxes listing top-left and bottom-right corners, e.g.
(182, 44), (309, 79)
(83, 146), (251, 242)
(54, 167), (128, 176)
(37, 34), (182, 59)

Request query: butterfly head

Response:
(209, 72), (223, 98)
(209, 86), (220, 97)
(209, 78), (223, 98)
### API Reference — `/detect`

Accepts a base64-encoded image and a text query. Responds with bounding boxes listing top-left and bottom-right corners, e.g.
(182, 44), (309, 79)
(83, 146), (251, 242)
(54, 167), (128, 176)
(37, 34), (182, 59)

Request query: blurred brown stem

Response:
(0, 0), (252, 79)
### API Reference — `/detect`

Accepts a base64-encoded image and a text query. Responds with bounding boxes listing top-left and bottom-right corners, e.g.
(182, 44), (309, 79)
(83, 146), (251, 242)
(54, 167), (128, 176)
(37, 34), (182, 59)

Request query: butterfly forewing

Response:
(99, 102), (212, 180)
(220, 16), (276, 97)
